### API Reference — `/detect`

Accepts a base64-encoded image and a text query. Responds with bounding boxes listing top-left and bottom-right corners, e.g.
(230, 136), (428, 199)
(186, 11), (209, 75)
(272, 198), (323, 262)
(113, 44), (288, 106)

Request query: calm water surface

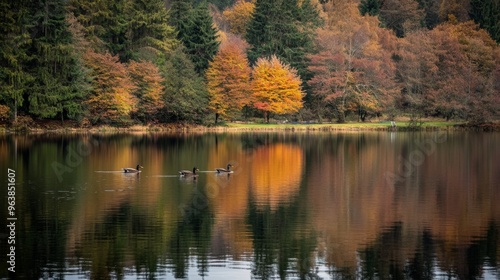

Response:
(1, 131), (500, 279)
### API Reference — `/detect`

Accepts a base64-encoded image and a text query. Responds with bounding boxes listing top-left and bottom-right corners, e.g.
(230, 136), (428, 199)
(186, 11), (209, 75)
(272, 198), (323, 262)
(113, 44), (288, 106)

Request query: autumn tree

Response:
(396, 29), (439, 120)
(128, 60), (165, 123)
(251, 56), (304, 123)
(223, 0), (255, 36)
(83, 51), (137, 125)
(429, 20), (500, 123)
(397, 19), (500, 123)
(206, 36), (252, 123)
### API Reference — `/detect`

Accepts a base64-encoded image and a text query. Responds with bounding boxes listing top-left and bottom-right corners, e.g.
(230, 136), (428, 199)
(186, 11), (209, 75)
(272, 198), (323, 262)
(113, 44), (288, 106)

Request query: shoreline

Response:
(1, 121), (499, 134)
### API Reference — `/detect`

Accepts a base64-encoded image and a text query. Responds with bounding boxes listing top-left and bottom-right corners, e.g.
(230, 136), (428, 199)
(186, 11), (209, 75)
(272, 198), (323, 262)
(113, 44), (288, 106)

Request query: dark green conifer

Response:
(28, 0), (89, 122)
(0, 0), (33, 122)
(125, 0), (178, 61)
(168, 0), (193, 42)
(246, 0), (321, 87)
(359, 0), (381, 16)
(470, 0), (500, 42)
(161, 46), (208, 123)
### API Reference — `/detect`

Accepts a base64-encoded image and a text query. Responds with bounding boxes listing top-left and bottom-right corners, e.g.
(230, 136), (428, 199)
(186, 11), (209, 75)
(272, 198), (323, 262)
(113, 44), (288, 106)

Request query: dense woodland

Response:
(0, 0), (499, 127)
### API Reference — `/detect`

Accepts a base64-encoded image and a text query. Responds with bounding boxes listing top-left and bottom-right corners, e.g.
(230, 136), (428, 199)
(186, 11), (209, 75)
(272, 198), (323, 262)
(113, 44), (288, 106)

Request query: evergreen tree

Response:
(359, 0), (382, 16)
(181, 2), (220, 75)
(417, 0), (440, 29)
(28, 0), (89, 122)
(168, 0), (194, 42)
(125, 0), (178, 61)
(161, 46), (209, 123)
(0, 0), (33, 122)
(470, 0), (500, 42)
(246, 0), (321, 84)
(69, 0), (128, 60)
(193, 0), (234, 9)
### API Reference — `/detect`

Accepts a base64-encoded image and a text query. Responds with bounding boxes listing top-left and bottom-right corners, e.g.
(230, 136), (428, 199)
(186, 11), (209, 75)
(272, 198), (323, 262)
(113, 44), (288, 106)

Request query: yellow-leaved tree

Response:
(251, 55), (304, 123)
(206, 36), (252, 124)
(223, 0), (255, 37)
(83, 51), (137, 125)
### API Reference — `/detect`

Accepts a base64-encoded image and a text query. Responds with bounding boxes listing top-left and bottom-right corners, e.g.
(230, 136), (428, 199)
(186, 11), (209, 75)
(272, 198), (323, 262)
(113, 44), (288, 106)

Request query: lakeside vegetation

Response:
(1, 0), (499, 130)
(3, 117), (496, 133)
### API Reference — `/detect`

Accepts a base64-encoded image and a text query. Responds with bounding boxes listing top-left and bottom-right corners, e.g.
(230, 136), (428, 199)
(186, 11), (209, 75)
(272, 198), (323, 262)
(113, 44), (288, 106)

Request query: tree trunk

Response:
(14, 100), (17, 123)
(215, 113), (219, 124)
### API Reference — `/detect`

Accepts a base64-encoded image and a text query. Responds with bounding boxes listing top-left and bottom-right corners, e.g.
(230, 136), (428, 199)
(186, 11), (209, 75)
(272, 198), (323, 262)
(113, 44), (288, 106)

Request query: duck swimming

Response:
(216, 164), (232, 173)
(123, 164), (143, 173)
(179, 167), (199, 177)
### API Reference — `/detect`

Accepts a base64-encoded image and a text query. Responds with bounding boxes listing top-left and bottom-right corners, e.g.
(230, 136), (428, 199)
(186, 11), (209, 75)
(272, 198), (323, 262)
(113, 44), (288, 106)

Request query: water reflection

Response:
(0, 132), (499, 279)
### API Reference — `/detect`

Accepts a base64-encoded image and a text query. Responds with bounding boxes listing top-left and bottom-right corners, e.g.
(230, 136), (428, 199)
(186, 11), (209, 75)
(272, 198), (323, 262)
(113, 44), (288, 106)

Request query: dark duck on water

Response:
(179, 167), (199, 177)
(123, 164), (143, 173)
(216, 163), (232, 173)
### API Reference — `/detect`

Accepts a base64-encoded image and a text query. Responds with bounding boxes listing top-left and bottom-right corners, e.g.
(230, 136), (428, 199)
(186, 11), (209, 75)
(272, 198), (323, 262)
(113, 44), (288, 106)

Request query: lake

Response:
(1, 131), (500, 279)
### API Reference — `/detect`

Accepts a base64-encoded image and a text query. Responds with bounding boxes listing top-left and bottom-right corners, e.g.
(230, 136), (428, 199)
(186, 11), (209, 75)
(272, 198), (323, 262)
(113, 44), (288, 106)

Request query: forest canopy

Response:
(0, 0), (499, 126)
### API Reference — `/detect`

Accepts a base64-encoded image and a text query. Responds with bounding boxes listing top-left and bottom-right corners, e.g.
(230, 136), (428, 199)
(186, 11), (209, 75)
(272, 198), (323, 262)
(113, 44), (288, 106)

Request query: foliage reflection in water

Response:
(0, 132), (499, 279)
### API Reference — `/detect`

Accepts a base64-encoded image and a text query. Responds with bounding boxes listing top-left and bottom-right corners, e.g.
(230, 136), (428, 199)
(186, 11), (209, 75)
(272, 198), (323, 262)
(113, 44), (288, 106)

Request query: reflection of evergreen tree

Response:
(360, 221), (500, 279)
(407, 230), (434, 280)
(360, 222), (406, 279)
(166, 186), (214, 278)
(247, 192), (317, 279)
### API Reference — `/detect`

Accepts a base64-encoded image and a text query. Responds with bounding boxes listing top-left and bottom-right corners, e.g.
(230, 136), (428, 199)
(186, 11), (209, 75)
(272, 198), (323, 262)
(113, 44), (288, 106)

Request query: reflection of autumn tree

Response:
(304, 132), (500, 277)
(63, 134), (208, 279)
(250, 143), (303, 210)
(206, 134), (254, 257)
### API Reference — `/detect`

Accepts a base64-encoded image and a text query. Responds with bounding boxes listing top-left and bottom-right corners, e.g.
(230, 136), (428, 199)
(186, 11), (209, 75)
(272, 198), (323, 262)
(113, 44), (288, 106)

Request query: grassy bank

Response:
(224, 121), (460, 131)
(2, 120), (498, 133)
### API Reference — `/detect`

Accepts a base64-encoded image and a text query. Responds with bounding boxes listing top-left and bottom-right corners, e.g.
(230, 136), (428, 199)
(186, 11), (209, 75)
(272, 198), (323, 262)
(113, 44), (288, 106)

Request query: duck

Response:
(123, 164), (143, 173)
(179, 167), (199, 177)
(216, 163), (233, 173)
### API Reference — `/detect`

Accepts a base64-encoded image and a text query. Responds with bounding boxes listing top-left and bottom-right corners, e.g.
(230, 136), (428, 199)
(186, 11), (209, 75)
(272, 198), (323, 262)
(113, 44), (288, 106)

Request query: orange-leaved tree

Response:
(83, 51), (137, 124)
(308, 1), (398, 122)
(128, 60), (165, 123)
(206, 36), (252, 124)
(251, 55), (304, 123)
